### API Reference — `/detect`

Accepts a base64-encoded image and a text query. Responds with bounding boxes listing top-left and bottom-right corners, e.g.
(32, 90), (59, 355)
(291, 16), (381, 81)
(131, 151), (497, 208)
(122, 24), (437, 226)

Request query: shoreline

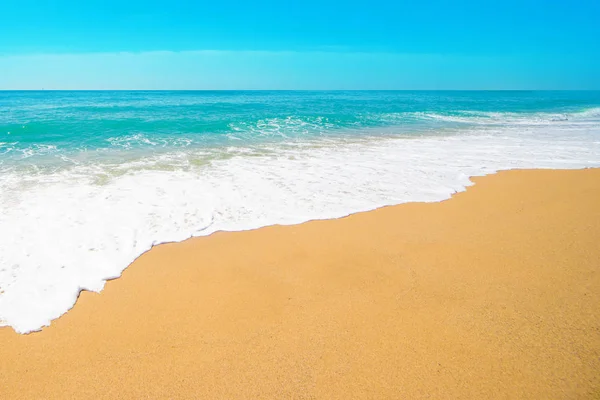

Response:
(1, 168), (599, 398)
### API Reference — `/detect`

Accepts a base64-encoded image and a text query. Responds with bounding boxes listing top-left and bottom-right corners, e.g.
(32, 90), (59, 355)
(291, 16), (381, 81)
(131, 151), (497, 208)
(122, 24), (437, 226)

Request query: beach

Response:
(3, 91), (600, 334)
(1, 168), (599, 399)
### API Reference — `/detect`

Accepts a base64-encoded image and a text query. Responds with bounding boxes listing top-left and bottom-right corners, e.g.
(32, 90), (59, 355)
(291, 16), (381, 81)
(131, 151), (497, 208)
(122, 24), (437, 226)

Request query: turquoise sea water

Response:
(1, 90), (600, 333)
(2, 90), (600, 170)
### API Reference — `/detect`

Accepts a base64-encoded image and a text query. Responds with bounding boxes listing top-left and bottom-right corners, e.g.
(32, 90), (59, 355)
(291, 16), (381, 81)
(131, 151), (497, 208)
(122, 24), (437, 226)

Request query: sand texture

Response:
(1, 169), (599, 399)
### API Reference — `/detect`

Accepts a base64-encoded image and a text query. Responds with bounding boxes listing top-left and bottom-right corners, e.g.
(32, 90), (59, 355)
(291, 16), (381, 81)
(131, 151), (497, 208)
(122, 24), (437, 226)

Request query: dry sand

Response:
(1, 169), (599, 399)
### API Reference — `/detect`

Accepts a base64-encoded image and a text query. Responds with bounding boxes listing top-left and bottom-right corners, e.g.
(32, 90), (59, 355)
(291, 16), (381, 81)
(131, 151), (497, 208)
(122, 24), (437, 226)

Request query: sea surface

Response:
(1, 90), (600, 333)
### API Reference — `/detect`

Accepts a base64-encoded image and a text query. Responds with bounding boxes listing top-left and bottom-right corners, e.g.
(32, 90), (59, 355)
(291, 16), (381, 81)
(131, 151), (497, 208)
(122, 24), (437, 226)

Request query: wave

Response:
(2, 106), (600, 171)
(106, 133), (194, 149)
(224, 107), (600, 137)
(409, 107), (600, 125)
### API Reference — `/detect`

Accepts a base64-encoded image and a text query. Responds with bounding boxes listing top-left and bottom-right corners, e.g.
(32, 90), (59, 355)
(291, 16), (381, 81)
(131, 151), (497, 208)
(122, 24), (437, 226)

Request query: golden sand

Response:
(1, 169), (599, 399)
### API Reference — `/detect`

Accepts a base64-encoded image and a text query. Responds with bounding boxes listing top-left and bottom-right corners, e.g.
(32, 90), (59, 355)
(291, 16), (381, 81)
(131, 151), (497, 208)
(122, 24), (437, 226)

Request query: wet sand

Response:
(1, 169), (599, 399)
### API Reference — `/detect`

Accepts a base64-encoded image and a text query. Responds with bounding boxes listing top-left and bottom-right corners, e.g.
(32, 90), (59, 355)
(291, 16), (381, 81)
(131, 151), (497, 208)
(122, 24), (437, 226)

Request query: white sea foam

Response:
(1, 122), (600, 333)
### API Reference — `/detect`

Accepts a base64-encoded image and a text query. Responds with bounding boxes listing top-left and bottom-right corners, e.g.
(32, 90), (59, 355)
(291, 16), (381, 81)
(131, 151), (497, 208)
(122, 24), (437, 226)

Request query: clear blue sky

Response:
(1, 0), (599, 89)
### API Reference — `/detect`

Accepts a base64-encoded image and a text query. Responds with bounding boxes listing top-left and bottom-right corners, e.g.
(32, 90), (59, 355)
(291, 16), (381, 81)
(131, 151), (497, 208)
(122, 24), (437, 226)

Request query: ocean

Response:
(1, 90), (600, 333)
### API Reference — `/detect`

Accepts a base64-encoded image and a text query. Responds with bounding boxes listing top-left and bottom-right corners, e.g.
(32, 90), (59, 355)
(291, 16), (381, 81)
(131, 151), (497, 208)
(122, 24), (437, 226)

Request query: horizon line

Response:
(2, 89), (599, 92)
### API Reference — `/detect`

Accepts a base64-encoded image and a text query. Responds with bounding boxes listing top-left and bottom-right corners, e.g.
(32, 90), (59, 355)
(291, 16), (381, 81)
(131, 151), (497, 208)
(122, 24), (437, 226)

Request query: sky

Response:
(0, 0), (599, 89)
